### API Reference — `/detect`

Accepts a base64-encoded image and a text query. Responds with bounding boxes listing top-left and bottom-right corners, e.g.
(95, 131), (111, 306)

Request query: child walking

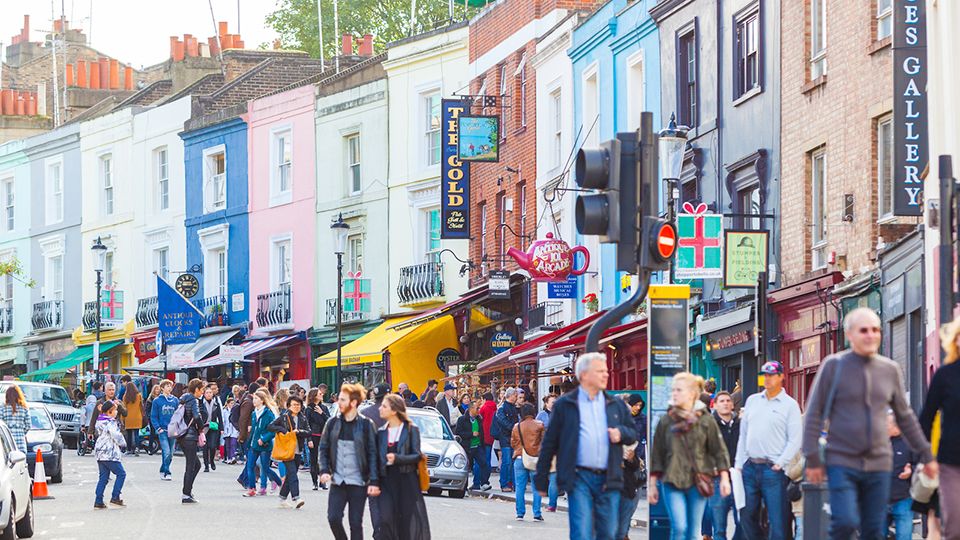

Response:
(94, 400), (127, 509)
(222, 397), (239, 464)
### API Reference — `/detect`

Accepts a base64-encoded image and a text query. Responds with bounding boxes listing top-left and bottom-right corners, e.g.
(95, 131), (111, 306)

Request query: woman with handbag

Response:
(199, 385), (223, 472)
(378, 394), (431, 540)
(649, 372), (731, 540)
(242, 390), (283, 497)
(268, 394), (309, 508)
(178, 378), (205, 504)
(510, 403), (545, 522)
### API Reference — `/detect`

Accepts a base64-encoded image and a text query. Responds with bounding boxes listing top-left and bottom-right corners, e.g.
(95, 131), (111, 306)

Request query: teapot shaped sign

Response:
(507, 233), (590, 282)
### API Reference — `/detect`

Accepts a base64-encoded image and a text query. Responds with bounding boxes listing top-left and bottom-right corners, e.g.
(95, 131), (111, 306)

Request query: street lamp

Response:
(658, 112), (689, 221)
(90, 236), (107, 383)
(330, 213), (350, 392)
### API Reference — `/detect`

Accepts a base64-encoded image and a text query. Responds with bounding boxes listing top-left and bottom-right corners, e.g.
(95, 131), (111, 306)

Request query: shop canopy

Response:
(473, 311), (605, 374)
(127, 329), (239, 372)
(22, 341), (123, 381)
(184, 333), (298, 369)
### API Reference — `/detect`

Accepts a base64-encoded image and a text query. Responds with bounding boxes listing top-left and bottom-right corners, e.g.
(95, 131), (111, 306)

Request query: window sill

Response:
(732, 87), (763, 107)
(802, 75), (827, 95)
(877, 215), (900, 226)
(868, 36), (891, 55)
(268, 191), (293, 208)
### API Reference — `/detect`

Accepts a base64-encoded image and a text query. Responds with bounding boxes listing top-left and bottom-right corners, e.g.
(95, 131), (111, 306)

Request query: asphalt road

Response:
(30, 450), (646, 539)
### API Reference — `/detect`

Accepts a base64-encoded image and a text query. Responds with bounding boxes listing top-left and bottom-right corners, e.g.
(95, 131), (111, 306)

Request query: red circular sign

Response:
(656, 224), (677, 260)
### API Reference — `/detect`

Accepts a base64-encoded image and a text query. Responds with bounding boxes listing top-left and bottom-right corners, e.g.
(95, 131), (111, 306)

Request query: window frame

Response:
(733, 3), (762, 101)
(203, 145), (227, 213)
(423, 92), (442, 167)
(269, 128), (293, 205)
(347, 234), (363, 275)
(877, 116), (895, 221)
(1, 177), (13, 232)
(45, 158), (64, 224)
(346, 132), (362, 195)
(676, 23), (699, 128)
(519, 59), (528, 129)
(625, 50), (645, 131)
(48, 254), (63, 301)
(550, 89), (563, 169)
(499, 65), (509, 139)
(155, 147), (169, 212)
(100, 154), (114, 217)
(103, 251), (114, 287)
(876, 0), (893, 40)
(271, 235), (293, 291)
(810, 149), (828, 270)
(153, 246), (169, 286)
(810, 0), (827, 79)
(426, 208), (441, 263)
(518, 183), (528, 250)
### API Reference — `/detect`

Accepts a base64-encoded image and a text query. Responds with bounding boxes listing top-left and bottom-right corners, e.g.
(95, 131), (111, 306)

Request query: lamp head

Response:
(658, 112), (689, 182)
(330, 213), (350, 255)
(91, 236), (107, 273)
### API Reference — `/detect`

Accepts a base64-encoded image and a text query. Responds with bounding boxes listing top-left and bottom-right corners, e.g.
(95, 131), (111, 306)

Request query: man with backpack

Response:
(492, 388), (520, 492)
(150, 380), (179, 481)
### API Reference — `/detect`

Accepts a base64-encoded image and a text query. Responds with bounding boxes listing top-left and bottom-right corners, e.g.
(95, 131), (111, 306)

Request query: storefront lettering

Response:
(893, 0), (927, 216)
(441, 99), (471, 238)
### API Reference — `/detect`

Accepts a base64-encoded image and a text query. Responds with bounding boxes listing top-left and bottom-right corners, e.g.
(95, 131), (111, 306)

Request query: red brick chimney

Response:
(21, 15), (29, 42)
(341, 34), (353, 56)
(359, 34), (374, 56)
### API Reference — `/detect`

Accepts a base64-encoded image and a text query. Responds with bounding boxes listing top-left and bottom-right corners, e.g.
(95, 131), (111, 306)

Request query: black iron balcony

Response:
(397, 262), (444, 306)
(324, 298), (367, 326)
(256, 284), (292, 329)
(0, 307), (12, 336)
(527, 301), (565, 332)
(136, 296), (158, 327)
(31, 300), (63, 332)
(196, 295), (229, 328)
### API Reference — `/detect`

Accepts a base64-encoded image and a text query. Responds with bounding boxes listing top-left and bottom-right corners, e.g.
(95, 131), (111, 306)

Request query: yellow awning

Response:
(315, 316), (419, 369)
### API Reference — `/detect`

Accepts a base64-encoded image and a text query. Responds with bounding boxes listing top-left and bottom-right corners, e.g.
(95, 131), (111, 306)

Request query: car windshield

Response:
(410, 414), (454, 441)
(29, 408), (54, 430)
(8, 385), (72, 406)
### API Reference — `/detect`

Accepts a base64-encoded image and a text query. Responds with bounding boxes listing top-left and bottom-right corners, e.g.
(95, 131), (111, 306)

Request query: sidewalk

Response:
(468, 471), (648, 529)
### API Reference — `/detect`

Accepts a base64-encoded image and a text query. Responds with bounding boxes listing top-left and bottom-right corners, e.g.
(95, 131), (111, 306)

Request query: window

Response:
(273, 239), (292, 289)
(204, 147), (226, 212)
(346, 133), (361, 194)
(811, 0), (827, 79)
(424, 93), (441, 166)
(426, 209), (441, 263)
(877, 0), (892, 40)
(681, 179), (698, 207)
(583, 67), (599, 147)
(46, 161), (63, 223)
(519, 59), (527, 128)
(103, 251), (114, 287)
(480, 203), (488, 263)
(497, 192), (506, 263)
(156, 148), (169, 211)
(811, 150), (827, 269)
(626, 52), (644, 130)
(735, 6), (761, 99)
(1, 179), (12, 231)
(678, 29), (698, 127)
(518, 183), (528, 249)
(550, 90), (562, 168)
(274, 131), (292, 195)
(499, 65), (508, 136)
(738, 185), (761, 230)
(877, 117), (894, 220)
(1, 272), (12, 311)
(47, 255), (63, 301)
(213, 249), (227, 298)
(348, 235), (363, 274)
(100, 155), (113, 216)
(153, 247), (169, 284)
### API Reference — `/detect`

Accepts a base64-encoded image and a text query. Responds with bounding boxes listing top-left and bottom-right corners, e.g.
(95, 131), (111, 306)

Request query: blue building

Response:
(569, 0), (661, 315)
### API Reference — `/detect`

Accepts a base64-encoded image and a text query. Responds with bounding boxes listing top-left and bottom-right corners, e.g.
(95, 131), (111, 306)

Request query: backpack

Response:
(167, 404), (188, 438)
(229, 400), (242, 428)
(490, 409), (502, 440)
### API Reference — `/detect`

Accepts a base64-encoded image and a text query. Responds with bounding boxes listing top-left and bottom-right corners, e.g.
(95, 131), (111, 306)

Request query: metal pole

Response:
(335, 251), (343, 390)
(939, 155), (956, 342)
(333, 0), (340, 74)
(94, 269), (102, 382)
(318, 0), (325, 72)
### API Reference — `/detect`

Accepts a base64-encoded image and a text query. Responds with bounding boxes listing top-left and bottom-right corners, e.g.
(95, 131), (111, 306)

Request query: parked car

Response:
(0, 420), (33, 540)
(408, 407), (469, 498)
(25, 407), (62, 485)
(0, 382), (80, 449)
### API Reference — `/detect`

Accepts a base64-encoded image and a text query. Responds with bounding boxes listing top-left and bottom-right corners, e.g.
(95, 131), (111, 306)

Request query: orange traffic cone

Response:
(32, 449), (52, 499)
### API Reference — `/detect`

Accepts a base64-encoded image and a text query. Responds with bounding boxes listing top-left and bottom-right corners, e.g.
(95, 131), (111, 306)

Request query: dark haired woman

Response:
(306, 388), (330, 490)
(179, 378), (205, 504)
(199, 385), (223, 472)
(378, 394), (430, 539)
(269, 395), (309, 508)
(0, 386), (29, 453)
(122, 381), (143, 456)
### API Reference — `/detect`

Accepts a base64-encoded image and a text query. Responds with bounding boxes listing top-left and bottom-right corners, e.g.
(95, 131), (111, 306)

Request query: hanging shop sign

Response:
(675, 202), (723, 280)
(99, 287), (125, 328)
(175, 274), (200, 298)
(490, 331), (517, 354)
(723, 230), (769, 289)
(647, 284), (690, 432)
(548, 274), (578, 299)
(343, 273), (371, 313)
(219, 345), (244, 364)
(436, 348), (463, 371)
(488, 270), (511, 299)
(157, 276), (203, 345)
(892, 0), (927, 216)
(169, 351), (194, 368)
(458, 115), (500, 162)
(441, 99), (471, 239)
(507, 233), (590, 282)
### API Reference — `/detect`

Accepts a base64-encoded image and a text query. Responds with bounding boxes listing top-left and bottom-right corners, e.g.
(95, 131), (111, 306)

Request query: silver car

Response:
(0, 383), (81, 448)
(408, 407), (469, 498)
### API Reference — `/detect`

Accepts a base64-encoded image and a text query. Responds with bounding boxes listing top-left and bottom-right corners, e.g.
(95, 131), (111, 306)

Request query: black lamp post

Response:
(330, 213), (349, 391)
(91, 236), (107, 382)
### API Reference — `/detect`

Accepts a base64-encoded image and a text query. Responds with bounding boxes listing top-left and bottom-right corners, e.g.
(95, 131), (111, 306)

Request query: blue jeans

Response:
(661, 481), (707, 540)
(514, 458), (542, 518)
(888, 497), (913, 540)
(617, 490), (641, 539)
(245, 447), (282, 489)
(708, 477), (741, 540)
(741, 461), (789, 540)
(158, 431), (172, 475)
(499, 445), (514, 489)
(547, 472), (559, 508)
(826, 465), (891, 540)
(569, 468), (620, 540)
(95, 460), (126, 504)
(469, 445), (489, 489)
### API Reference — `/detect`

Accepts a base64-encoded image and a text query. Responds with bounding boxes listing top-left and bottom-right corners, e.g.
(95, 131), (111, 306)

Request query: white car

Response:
(0, 421), (33, 539)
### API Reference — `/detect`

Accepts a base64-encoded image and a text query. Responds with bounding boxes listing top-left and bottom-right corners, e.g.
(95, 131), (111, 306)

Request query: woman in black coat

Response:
(377, 394), (430, 540)
(305, 388), (330, 490)
(198, 385), (224, 472)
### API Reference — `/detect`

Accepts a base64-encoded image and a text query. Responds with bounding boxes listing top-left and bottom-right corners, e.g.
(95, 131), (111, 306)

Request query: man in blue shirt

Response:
(535, 352), (636, 540)
(150, 379), (180, 481)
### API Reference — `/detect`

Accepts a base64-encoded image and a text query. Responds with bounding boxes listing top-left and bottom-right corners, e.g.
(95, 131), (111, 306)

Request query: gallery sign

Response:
(441, 99), (471, 239)
(892, 0), (927, 216)
(458, 116), (500, 162)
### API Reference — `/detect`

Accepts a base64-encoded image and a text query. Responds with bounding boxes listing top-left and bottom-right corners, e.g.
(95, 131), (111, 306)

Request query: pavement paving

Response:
(31, 451), (648, 539)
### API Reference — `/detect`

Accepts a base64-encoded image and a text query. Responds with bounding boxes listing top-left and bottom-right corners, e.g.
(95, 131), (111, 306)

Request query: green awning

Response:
(21, 341), (123, 381)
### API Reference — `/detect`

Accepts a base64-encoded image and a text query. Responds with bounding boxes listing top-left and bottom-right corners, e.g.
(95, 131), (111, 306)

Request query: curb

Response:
(468, 489), (648, 528)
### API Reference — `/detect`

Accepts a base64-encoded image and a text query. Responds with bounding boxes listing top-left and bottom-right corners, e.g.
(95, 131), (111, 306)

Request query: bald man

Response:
(802, 307), (936, 540)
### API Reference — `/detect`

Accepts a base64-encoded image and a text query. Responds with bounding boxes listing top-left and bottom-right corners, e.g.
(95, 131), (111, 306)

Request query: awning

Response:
(316, 316), (419, 369)
(473, 311), (605, 374)
(123, 355), (169, 373)
(187, 333), (298, 369)
(155, 329), (240, 371)
(22, 341), (123, 380)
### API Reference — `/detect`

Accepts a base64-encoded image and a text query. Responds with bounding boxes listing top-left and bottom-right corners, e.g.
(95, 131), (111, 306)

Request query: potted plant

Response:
(210, 303), (224, 326)
(582, 293), (599, 313)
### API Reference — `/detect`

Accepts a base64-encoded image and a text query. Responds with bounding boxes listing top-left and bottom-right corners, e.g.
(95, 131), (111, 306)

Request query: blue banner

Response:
(157, 276), (203, 345)
(441, 99), (470, 239)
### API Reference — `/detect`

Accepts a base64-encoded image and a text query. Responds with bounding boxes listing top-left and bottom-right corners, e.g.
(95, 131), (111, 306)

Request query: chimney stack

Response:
(66, 64), (74, 86)
(359, 34), (374, 56)
(76, 59), (88, 87)
(89, 60), (100, 89)
(98, 57), (109, 88)
(124, 66), (134, 90)
(21, 15), (29, 42)
(341, 34), (353, 56)
(109, 59), (119, 89)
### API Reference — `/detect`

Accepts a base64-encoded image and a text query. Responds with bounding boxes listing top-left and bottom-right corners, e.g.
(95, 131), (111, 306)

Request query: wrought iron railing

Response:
(196, 295), (229, 328)
(397, 262), (444, 305)
(256, 284), (292, 328)
(325, 298), (367, 326)
(527, 301), (565, 331)
(31, 300), (63, 332)
(136, 296), (158, 327)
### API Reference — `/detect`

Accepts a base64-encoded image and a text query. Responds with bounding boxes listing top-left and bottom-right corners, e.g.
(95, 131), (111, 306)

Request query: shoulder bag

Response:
(408, 426), (430, 492)
(271, 415), (298, 462)
(818, 359), (845, 465)
(516, 422), (539, 471)
(676, 422), (715, 498)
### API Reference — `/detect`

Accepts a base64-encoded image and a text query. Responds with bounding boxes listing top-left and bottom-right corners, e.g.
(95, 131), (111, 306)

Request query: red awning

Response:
(544, 319), (647, 357)
(473, 311), (607, 374)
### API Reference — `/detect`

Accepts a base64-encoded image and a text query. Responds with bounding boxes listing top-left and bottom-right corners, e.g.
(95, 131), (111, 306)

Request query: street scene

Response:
(0, 0), (959, 539)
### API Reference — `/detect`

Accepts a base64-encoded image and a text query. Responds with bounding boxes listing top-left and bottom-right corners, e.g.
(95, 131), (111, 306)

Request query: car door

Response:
(0, 425), (29, 514)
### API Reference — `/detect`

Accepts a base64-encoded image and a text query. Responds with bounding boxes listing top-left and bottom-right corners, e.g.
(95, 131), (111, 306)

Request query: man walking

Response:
(479, 392), (496, 490)
(803, 307), (936, 540)
(493, 387), (520, 492)
(150, 380), (179, 481)
(456, 400), (490, 491)
(358, 383), (388, 538)
(535, 352), (637, 540)
(735, 361), (801, 540)
(436, 382), (462, 427)
(319, 383), (380, 540)
(710, 391), (742, 540)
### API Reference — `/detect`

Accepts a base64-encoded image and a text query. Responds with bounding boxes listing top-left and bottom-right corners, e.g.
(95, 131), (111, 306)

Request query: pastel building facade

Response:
(0, 139), (32, 375)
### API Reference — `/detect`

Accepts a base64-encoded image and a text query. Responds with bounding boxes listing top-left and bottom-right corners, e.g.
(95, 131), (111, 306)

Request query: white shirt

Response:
(388, 425), (403, 445)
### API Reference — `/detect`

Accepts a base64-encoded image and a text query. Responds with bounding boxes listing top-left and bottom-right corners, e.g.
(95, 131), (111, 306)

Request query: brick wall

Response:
(780, 0), (913, 285)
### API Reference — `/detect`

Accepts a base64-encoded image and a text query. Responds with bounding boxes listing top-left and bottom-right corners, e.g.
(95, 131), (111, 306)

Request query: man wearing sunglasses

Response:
(802, 307), (937, 540)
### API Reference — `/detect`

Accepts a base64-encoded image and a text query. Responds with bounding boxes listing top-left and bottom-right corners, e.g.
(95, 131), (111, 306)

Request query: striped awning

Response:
(185, 334), (300, 369)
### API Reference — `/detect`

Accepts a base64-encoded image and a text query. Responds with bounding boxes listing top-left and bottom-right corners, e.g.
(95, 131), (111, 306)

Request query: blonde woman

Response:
(649, 372), (731, 540)
(242, 389), (282, 496)
(918, 318), (960, 539)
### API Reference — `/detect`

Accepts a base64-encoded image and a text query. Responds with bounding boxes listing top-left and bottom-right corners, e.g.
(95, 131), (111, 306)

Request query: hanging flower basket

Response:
(582, 293), (599, 313)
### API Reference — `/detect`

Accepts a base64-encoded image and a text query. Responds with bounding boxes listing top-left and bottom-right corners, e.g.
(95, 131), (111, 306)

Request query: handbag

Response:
(271, 415), (298, 462)
(516, 422), (539, 471)
(910, 462), (939, 504)
(818, 360), (845, 465)
(417, 453), (430, 492)
(677, 428), (715, 498)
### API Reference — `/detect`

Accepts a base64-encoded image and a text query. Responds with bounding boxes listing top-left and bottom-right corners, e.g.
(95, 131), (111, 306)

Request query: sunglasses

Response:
(857, 327), (881, 335)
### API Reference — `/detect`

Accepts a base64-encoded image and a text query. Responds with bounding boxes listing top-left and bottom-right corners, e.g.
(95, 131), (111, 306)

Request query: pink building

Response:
(246, 84), (316, 383)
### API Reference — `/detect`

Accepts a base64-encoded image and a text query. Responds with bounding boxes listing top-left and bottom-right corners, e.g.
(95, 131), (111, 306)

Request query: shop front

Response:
(70, 320), (135, 385)
(0, 345), (23, 379)
(130, 327), (158, 366)
(878, 230), (925, 409)
(310, 319), (382, 388)
(769, 271), (843, 409)
(702, 321), (756, 394)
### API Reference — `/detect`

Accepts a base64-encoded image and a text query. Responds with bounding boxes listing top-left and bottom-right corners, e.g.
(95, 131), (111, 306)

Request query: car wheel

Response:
(0, 498), (15, 540)
(426, 488), (442, 497)
(15, 494), (33, 538)
(50, 466), (63, 484)
(448, 489), (466, 499)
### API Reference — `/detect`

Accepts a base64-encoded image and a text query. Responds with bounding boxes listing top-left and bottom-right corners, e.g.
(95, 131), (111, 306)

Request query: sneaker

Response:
(163, 474), (172, 481)
(533, 516), (544, 522)
(516, 516), (524, 521)
(312, 483), (319, 491)
(109, 499), (125, 507)
(181, 496), (198, 504)
(294, 499), (304, 509)
(481, 484), (492, 491)
(94, 502), (107, 509)
(270, 481), (278, 493)
(320, 484), (328, 491)
(258, 488), (267, 496)
(279, 498), (293, 509)
(242, 489), (257, 497)
(203, 467), (209, 473)
(546, 506), (557, 512)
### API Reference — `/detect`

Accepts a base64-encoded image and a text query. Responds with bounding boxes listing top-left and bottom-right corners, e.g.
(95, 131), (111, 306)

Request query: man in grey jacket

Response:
(802, 307), (938, 540)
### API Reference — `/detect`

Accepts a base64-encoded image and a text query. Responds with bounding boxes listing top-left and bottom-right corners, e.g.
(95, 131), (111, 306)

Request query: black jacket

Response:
(377, 423), (422, 477)
(179, 393), (201, 441)
(269, 409), (309, 453)
(318, 415), (380, 486)
(712, 411), (740, 460)
(306, 402), (331, 435)
(360, 401), (386, 430)
(455, 413), (483, 448)
(436, 398), (455, 427)
(534, 389), (637, 493)
(199, 397), (224, 432)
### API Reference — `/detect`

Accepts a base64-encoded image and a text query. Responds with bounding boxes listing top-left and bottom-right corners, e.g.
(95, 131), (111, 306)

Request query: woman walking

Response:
(122, 382), (143, 456)
(378, 394), (430, 540)
(306, 387), (330, 490)
(511, 403), (545, 522)
(199, 385), (223, 472)
(93, 400), (126, 509)
(0, 386), (29, 453)
(222, 397), (239, 464)
(268, 395), (309, 508)
(242, 389), (282, 497)
(649, 372), (731, 540)
(144, 384), (161, 455)
(535, 394), (559, 511)
(179, 378), (204, 504)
